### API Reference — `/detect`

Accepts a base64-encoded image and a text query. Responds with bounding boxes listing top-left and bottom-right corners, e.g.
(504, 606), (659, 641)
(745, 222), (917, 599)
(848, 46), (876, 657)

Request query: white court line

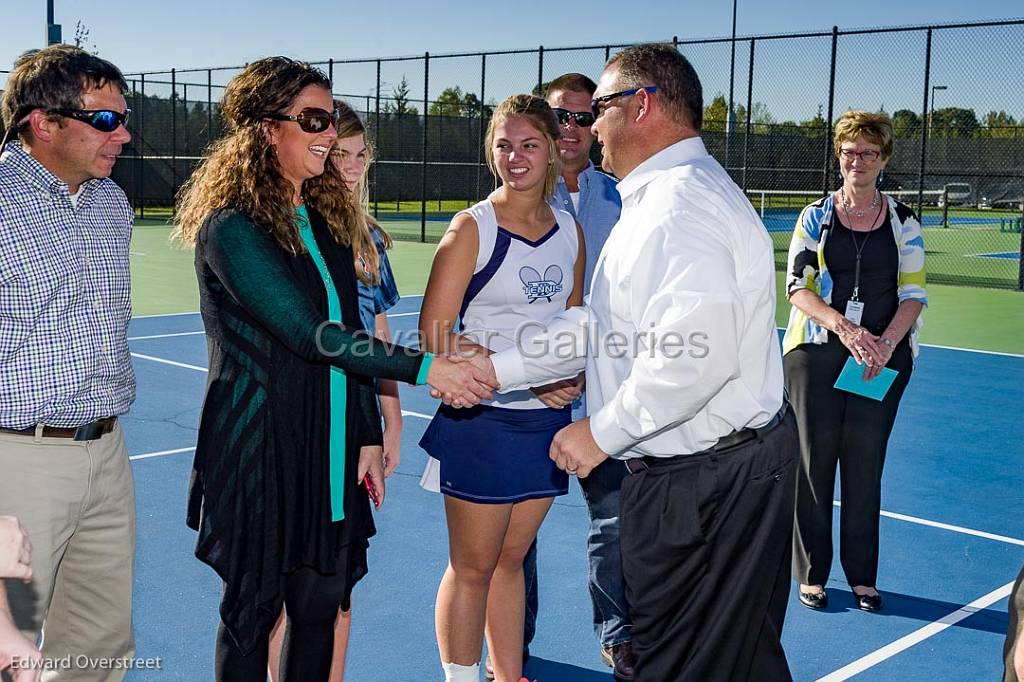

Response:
(130, 352), (208, 373)
(833, 500), (1024, 546)
(125, 321), (1015, 358)
(128, 331), (206, 341)
(816, 580), (1016, 681)
(132, 311), (200, 319)
(917, 343), (1023, 358)
(402, 410), (434, 420)
(130, 446), (195, 461)
(772, 326), (1024, 359)
(129, 296), (425, 321)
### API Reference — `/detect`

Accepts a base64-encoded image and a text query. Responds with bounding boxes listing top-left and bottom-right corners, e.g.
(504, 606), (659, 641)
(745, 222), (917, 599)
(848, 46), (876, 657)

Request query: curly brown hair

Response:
(174, 57), (372, 280)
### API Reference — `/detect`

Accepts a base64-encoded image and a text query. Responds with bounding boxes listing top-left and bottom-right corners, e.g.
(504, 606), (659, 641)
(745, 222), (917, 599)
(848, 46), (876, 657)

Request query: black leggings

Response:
(215, 566), (350, 682)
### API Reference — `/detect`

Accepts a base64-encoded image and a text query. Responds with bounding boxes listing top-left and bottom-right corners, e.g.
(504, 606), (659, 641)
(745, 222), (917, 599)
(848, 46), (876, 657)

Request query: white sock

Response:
(441, 660), (481, 682)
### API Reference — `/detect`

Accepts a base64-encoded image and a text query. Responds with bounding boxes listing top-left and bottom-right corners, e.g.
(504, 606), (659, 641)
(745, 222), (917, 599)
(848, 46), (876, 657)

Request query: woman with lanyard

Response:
(175, 57), (493, 681)
(782, 110), (927, 613)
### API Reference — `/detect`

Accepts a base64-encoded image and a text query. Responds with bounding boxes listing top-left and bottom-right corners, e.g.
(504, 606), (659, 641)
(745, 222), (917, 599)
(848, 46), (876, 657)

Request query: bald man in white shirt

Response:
(476, 44), (798, 681)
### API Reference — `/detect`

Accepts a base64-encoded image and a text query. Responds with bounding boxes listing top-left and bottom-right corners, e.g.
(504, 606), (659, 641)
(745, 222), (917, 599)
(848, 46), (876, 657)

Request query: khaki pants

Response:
(0, 424), (136, 682)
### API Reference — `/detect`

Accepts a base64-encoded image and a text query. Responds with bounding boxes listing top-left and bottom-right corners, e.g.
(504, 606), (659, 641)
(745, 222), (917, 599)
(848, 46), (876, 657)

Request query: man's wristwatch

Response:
(881, 337), (895, 348)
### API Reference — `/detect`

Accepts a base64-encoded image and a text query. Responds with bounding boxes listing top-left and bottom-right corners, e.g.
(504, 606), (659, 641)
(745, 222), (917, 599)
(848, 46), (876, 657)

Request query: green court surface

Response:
(132, 221), (1024, 355)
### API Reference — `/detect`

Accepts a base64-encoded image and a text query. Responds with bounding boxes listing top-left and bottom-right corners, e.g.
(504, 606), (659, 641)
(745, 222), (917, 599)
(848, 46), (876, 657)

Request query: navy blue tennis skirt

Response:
(419, 403), (571, 504)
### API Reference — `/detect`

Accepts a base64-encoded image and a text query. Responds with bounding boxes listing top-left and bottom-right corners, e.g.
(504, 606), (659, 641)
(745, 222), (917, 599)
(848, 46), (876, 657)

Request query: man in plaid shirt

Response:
(0, 45), (136, 681)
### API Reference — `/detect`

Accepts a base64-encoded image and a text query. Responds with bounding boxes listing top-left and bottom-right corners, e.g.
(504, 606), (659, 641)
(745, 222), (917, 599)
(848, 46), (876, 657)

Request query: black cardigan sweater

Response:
(186, 206), (425, 653)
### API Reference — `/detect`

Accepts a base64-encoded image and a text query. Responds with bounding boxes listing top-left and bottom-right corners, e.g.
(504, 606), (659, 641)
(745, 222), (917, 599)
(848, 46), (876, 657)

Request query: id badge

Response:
(844, 300), (865, 325)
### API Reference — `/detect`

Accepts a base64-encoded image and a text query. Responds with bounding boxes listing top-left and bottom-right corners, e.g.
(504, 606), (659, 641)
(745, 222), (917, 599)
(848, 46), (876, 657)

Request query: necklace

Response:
(840, 187), (879, 219)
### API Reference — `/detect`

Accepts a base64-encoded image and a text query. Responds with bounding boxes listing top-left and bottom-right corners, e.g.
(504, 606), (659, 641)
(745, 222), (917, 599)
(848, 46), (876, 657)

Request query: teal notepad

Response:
(833, 356), (899, 401)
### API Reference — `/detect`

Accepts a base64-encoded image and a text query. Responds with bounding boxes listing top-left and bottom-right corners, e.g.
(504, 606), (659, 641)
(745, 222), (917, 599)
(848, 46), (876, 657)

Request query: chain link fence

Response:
(2, 18), (1023, 288)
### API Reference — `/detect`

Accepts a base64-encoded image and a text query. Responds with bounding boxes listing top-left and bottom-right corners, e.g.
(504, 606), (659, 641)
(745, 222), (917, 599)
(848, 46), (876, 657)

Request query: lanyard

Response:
(845, 201), (886, 301)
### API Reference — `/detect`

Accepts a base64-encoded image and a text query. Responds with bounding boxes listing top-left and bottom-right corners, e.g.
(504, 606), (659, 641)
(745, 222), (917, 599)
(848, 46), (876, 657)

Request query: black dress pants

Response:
(620, 413), (799, 682)
(215, 566), (350, 681)
(784, 333), (912, 588)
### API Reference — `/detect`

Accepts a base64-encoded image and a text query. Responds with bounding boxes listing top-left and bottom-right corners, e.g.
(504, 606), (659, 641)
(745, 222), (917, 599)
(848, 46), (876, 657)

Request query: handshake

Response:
(424, 353), (500, 408)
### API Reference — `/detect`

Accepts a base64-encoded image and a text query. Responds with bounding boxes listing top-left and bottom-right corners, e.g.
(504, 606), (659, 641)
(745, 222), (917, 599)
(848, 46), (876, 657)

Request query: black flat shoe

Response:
(856, 592), (883, 611)
(799, 590), (828, 610)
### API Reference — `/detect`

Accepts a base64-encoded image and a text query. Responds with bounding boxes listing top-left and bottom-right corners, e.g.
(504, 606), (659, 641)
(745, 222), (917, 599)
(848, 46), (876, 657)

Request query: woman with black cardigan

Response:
(174, 57), (493, 681)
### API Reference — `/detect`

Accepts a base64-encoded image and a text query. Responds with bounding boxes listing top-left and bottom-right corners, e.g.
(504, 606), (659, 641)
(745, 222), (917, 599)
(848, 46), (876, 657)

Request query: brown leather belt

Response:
(0, 417), (117, 442)
(625, 402), (789, 474)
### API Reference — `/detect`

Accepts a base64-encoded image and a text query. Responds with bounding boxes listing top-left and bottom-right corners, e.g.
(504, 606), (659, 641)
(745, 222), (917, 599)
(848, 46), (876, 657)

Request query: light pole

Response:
(46, 0), (62, 45)
(929, 84), (947, 137)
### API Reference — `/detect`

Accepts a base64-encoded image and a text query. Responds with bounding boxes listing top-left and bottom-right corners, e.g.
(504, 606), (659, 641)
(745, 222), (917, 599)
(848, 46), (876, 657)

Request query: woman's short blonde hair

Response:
(484, 95), (561, 199)
(834, 110), (894, 159)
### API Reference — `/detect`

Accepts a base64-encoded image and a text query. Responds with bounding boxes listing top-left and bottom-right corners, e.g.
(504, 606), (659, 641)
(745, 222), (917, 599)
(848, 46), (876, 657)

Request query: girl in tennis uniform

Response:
(419, 94), (586, 682)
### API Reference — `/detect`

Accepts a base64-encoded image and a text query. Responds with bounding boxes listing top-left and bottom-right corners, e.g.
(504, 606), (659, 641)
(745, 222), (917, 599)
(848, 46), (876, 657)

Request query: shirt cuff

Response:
(415, 353), (434, 386)
(490, 349), (527, 393)
(589, 403), (635, 457)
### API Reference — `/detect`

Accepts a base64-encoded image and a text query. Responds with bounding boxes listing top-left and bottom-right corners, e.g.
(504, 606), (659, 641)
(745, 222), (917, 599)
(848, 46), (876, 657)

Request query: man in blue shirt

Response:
(491, 73), (632, 680)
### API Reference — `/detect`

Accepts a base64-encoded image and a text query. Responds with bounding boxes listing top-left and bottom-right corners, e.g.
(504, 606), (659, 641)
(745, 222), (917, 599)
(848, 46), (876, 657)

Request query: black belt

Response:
(625, 402), (788, 474)
(0, 417), (117, 442)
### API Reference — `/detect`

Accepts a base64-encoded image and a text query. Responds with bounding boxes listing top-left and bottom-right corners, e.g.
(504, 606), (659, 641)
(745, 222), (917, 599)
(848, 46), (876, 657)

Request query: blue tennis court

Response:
(121, 295), (1023, 681)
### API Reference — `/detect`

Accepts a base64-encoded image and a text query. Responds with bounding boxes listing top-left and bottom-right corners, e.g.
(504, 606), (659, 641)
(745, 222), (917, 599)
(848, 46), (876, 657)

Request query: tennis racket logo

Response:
(519, 265), (564, 303)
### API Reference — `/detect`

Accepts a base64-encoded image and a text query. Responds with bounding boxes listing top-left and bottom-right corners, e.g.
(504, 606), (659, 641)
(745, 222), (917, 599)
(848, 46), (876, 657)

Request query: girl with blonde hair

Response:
(419, 94), (586, 682)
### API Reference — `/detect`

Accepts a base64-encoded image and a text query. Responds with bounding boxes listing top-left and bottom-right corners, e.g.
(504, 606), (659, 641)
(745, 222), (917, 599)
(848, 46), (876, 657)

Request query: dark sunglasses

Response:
(552, 107), (595, 128)
(590, 85), (658, 117)
(51, 108), (131, 132)
(264, 107), (339, 134)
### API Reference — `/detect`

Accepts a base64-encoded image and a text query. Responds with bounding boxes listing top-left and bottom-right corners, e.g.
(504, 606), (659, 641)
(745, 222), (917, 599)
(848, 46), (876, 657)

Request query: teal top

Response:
(296, 204), (348, 521)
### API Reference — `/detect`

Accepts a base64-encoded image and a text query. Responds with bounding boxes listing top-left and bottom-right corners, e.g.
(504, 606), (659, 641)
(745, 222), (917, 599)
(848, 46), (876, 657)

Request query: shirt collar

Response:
(615, 136), (708, 200)
(0, 141), (103, 206)
(557, 160), (596, 191)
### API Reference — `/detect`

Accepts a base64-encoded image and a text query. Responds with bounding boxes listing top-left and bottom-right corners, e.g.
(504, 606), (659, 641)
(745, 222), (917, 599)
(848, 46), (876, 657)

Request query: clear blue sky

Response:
(2, 1), (1022, 122)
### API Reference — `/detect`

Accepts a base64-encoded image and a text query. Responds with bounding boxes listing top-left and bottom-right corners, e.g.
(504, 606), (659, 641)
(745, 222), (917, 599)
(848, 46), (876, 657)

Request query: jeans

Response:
(524, 455), (632, 648)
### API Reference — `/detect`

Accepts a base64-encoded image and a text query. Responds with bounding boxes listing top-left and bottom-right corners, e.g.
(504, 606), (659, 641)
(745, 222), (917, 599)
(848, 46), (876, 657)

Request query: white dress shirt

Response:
(490, 137), (784, 459)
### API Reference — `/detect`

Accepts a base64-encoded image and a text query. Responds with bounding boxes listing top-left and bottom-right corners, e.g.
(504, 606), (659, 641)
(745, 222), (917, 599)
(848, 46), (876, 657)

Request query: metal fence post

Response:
(822, 26), (838, 195)
(328, 59), (333, 84)
(139, 74), (145, 219)
(673, 36), (679, 50)
(1018, 199), (1024, 291)
(476, 53), (486, 201)
(373, 60), (381, 218)
(537, 46), (544, 94)
(171, 68), (178, 205)
(942, 186), (950, 228)
(741, 39), (755, 190)
(131, 80), (140, 213)
(916, 28), (933, 217)
(207, 69), (212, 148)
(604, 45), (610, 62)
(726, 23), (737, 170)
(182, 82), (188, 155)
(421, 52), (429, 242)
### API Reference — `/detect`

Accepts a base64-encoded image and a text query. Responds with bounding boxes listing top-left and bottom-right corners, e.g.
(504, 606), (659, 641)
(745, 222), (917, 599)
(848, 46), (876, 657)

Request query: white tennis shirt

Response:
(490, 136), (784, 459)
